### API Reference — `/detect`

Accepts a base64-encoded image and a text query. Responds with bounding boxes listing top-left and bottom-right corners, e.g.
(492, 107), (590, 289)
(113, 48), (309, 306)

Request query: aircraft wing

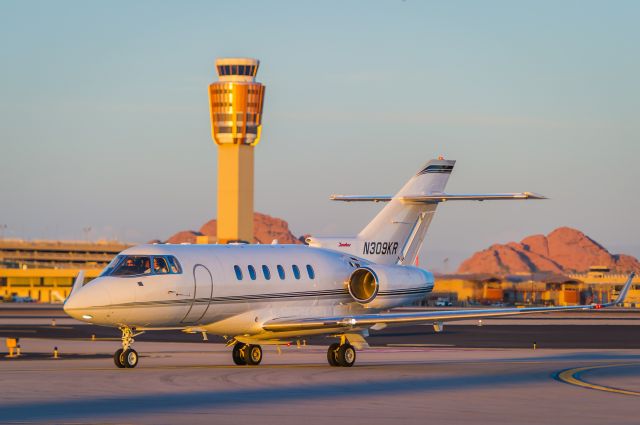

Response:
(330, 192), (546, 203)
(263, 273), (634, 333)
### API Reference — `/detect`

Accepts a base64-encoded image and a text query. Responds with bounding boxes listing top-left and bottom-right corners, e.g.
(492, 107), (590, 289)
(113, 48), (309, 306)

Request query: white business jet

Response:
(64, 158), (635, 368)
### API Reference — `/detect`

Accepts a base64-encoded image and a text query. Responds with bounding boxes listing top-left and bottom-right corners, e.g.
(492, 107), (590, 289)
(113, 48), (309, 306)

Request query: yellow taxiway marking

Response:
(557, 363), (640, 397)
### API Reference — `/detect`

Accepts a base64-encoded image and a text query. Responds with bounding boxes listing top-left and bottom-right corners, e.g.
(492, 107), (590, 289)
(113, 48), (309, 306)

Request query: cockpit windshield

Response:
(112, 256), (151, 276)
(100, 255), (124, 277)
(100, 255), (183, 277)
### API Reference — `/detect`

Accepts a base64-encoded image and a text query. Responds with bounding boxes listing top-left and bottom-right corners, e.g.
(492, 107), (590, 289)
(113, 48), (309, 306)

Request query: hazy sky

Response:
(1, 0), (638, 271)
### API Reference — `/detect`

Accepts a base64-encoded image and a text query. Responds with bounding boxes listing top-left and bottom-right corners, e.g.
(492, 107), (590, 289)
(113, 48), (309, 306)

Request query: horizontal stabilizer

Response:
(330, 195), (393, 202)
(331, 192), (546, 203)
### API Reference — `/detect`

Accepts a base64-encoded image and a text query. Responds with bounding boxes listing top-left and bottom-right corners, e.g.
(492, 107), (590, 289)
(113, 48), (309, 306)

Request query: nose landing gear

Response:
(114, 326), (142, 368)
(231, 342), (263, 366)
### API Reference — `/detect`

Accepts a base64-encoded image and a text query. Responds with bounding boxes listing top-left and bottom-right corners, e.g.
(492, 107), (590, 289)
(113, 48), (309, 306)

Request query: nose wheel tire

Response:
(114, 348), (126, 368)
(327, 343), (340, 366)
(232, 343), (247, 365)
(122, 349), (139, 368)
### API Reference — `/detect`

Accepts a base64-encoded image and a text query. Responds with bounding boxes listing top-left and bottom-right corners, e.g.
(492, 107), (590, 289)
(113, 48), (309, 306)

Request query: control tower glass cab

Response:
(209, 58), (266, 146)
(208, 58), (266, 244)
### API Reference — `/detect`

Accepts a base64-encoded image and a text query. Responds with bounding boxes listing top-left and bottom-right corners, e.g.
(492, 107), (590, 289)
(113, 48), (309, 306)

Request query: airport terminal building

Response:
(430, 268), (640, 308)
(0, 239), (130, 302)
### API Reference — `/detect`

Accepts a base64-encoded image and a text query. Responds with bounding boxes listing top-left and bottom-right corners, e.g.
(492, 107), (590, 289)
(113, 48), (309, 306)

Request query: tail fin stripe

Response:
(417, 164), (454, 175)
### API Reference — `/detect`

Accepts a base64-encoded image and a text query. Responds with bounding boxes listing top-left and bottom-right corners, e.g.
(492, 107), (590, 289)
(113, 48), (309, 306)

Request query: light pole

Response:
(83, 226), (92, 242)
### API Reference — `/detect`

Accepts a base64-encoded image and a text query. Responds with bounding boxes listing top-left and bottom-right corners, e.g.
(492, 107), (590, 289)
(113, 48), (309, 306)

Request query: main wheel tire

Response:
(232, 343), (247, 365)
(245, 345), (263, 366)
(114, 348), (125, 368)
(122, 348), (139, 368)
(327, 343), (340, 366)
(336, 344), (356, 367)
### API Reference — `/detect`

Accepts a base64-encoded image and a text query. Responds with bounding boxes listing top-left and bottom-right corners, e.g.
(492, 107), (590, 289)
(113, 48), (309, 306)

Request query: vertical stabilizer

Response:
(308, 159), (454, 265)
(357, 159), (454, 265)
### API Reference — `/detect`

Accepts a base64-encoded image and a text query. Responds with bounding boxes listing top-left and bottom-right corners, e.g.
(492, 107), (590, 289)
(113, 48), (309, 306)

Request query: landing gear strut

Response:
(114, 326), (140, 368)
(327, 338), (356, 367)
(232, 342), (263, 366)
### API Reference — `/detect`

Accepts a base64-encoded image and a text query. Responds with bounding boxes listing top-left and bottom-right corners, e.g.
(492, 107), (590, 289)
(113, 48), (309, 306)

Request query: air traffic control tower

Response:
(209, 58), (266, 243)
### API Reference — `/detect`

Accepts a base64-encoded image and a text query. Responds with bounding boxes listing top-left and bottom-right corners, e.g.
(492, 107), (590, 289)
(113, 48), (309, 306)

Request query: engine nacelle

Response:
(347, 264), (434, 309)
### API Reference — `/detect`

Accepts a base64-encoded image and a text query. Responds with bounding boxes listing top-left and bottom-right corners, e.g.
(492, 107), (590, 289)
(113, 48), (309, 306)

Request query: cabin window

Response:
(262, 265), (271, 280)
(248, 265), (257, 280)
(111, 256), (152, 276)
(153, 257), (170, 274)
(234, 265), (243, 280)
(306, 265), (315, 279)
(292, 265), (301, 280)
(167, 256), (182, 274)
(277, 265), (285, 280)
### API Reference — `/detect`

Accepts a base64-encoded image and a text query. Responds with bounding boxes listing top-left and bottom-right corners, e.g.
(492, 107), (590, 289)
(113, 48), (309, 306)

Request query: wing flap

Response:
(263, 305), (589, 332)
(262, 274), (634, 333)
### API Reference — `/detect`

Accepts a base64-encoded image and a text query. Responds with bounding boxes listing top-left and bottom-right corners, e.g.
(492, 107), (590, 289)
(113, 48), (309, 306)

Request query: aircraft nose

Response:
(63, 282), (111, 321)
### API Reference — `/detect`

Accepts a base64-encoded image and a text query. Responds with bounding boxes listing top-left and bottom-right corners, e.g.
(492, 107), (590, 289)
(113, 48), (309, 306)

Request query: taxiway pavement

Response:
(1, 340), (640, 424)
(1, 305), (640, 424)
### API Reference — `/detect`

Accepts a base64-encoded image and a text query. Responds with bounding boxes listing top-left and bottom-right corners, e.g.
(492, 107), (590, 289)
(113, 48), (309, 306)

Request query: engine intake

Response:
(346, 264), (434, 309)
(348, 267), (379, 303)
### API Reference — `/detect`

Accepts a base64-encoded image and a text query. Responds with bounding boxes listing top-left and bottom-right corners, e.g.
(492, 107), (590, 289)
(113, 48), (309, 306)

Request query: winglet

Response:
(607, 272), (635, 306)
(69, 270), (85, 297)
(614, 272), (636, 305)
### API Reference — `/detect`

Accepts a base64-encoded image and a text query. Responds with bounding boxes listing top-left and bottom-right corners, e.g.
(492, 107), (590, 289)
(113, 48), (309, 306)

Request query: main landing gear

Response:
(232, 342), (263, 366)
(327, 339), (356, 367)
(114, 326), (141, 368)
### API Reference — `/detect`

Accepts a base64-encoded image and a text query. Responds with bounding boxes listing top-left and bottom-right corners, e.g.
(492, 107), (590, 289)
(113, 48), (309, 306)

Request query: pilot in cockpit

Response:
(141, 258), (151, 274)
(153, 257), (169, 274)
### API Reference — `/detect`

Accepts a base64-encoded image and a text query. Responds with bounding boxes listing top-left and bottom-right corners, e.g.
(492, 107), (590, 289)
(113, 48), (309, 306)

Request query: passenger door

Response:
(181, 264), (213, 324)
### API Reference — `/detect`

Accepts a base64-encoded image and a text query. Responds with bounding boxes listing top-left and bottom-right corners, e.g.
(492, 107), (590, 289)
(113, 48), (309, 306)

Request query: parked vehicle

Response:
(11, 295), (35, 303)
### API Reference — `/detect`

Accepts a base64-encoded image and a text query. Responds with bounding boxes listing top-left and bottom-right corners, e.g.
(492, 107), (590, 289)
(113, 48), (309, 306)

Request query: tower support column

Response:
(217, 144), (254, 244)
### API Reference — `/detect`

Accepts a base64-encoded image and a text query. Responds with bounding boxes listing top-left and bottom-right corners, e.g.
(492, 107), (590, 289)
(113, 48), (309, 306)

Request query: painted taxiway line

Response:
(556, 363), (640, 397)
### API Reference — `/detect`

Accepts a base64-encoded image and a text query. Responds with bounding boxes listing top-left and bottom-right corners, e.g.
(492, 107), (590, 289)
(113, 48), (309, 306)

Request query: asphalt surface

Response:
(3, 323), (640, 349)
(1, 305), (639, 349)
(2, 305), (640, 424)
(1, 340), (640, 425)
(0, 304), (640, 349)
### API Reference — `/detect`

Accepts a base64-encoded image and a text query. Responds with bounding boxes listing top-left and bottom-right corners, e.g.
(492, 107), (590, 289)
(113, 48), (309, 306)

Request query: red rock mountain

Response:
(165, 212), (302, 245)
(166, 231), (201, 244)
(458, 227), (640, 275)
